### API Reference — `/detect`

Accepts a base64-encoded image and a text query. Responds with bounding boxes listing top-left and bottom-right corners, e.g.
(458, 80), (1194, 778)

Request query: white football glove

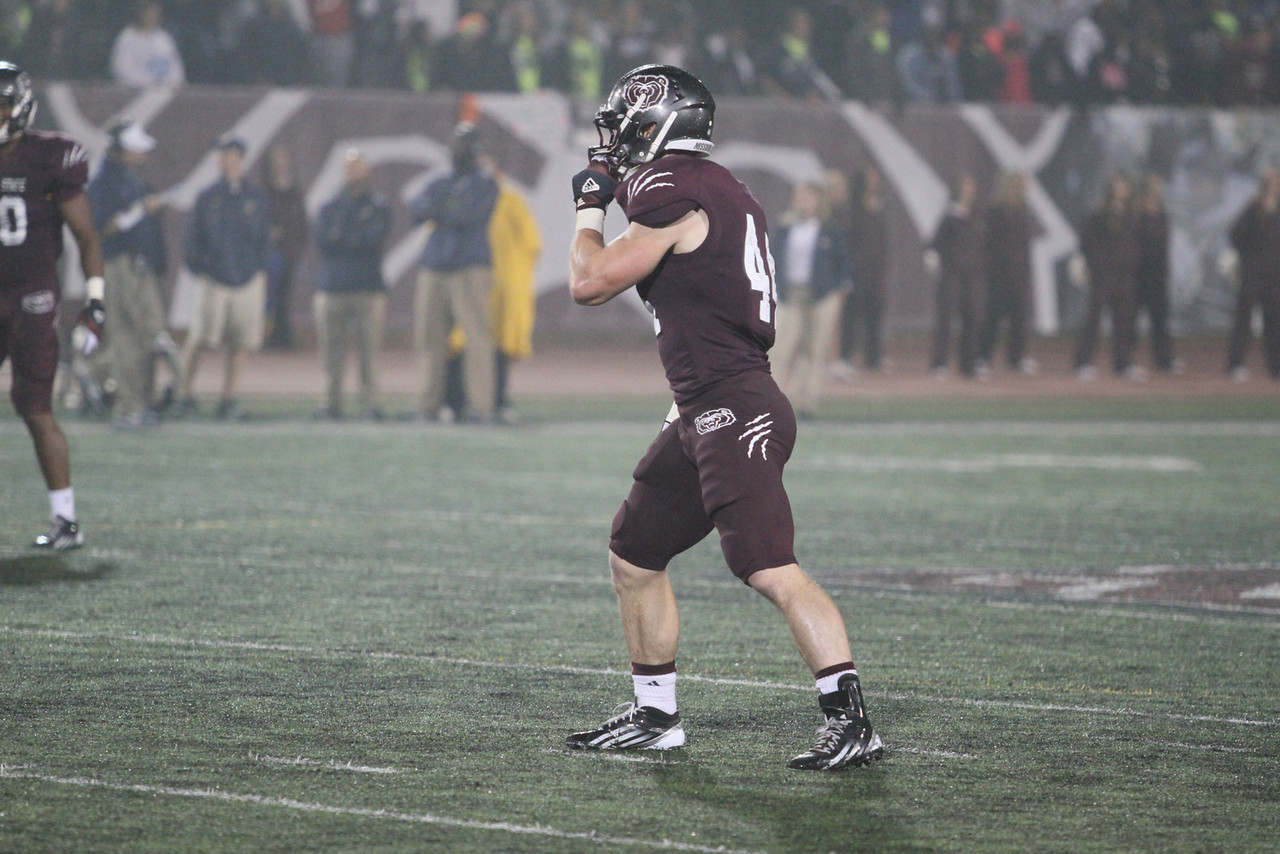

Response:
(1217, 247), (1240, 279)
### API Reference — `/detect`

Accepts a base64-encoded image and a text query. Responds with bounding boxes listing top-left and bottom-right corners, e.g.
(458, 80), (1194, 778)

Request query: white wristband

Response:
(85, 275), (105, 302)
(575, 208), (605, 233)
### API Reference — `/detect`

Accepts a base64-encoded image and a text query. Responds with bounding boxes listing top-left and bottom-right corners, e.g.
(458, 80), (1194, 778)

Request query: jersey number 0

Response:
(0, 195), (28, 247)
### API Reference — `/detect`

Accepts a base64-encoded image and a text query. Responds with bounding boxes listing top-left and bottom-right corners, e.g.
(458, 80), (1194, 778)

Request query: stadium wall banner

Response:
(40, 83), (1270, 336)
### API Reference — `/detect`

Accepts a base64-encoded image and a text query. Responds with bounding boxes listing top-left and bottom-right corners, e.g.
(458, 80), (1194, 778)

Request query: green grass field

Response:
(2, 396), (1278, 853)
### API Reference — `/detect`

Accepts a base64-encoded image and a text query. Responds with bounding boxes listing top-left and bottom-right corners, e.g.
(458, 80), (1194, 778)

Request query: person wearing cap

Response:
(175, 136), (270, 421)
(87, 120), (171, 428)
(408, 123), (499, 422)
(312, 149), (390, 420)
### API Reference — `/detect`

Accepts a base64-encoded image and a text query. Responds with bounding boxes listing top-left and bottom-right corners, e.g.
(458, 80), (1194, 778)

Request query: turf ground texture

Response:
(2, 397), (1278, 853)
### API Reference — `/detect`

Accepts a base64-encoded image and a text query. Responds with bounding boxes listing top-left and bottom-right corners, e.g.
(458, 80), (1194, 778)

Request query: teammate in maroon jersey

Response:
(0, 62), (105, 549)
(565, 65), (882, 770)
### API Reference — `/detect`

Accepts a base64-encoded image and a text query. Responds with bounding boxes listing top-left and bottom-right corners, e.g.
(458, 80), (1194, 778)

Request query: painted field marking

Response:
(248, 754), (399, 774)
(792, 453), (1203, 474)
(1240, 583), (1280, 600)
(0, 766), (764, 854)
(3, 626), (1276, 729)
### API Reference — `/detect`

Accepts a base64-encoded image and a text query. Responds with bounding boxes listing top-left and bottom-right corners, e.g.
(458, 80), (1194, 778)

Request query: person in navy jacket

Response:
(408, 123), (499, 422)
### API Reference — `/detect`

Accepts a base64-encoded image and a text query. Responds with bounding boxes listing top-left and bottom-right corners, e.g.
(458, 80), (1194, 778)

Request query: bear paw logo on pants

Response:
(21, 290), (55, 314)
(694, 408), (736, 435)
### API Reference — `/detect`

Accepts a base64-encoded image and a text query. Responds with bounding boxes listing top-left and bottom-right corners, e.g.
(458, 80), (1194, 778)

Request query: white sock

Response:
(633, 671), (678, 715)
(816, 668), (856, 696)
(49, 487), (75, 523)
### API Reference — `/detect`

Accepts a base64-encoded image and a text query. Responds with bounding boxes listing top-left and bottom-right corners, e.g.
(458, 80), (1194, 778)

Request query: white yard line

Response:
(248, 754), (400, 774)
(0, 766), (765, 854)
(2, 626), (1276, 728)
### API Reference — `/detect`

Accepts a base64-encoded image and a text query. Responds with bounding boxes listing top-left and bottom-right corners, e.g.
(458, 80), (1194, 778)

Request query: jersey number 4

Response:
(0, 195), (28, 247)
(743, 213), (777, 325)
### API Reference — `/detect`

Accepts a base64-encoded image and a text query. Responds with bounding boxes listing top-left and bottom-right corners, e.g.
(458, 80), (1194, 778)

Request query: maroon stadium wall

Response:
(37, 83), (1278, 338)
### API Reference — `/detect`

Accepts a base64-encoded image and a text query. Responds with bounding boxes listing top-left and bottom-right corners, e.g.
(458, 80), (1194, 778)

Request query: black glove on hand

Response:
(572, 166), (618, 211)
(74, 299), (106, 356)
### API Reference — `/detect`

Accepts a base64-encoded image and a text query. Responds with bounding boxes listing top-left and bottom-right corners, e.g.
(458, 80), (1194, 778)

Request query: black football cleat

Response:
(567, 703), (686, 751)
(32, 516), (84, 551)
(788, 673), (884, 770)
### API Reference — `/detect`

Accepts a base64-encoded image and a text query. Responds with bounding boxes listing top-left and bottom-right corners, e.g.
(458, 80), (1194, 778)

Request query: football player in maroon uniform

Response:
(0, 62), (105, 549)
(565, 65), (882, 770)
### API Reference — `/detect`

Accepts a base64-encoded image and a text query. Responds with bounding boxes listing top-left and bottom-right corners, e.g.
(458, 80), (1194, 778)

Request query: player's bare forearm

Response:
(60, 193), (104, 279)
(569, 228), (612, 305)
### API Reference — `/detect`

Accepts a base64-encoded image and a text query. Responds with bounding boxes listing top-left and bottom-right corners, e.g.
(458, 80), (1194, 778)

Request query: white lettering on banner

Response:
(840, 102), (950, 240)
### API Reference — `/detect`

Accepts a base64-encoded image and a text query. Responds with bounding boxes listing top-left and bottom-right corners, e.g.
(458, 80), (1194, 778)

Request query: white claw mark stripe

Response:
(738, 413), (773, 459)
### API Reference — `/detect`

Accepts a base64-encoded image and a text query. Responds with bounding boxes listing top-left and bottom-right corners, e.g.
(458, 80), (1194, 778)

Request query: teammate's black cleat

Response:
(788, 673), (883, 770)
(567, 703), (686, 751)
(32, 516), (84, 551)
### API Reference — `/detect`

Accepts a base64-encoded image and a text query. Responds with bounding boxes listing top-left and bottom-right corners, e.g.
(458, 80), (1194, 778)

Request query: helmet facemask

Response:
(0, 63), (36, 146)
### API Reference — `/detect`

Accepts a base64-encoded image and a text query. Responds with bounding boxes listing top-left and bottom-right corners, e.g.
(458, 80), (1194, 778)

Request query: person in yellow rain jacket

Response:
(447, 166), (541, 422)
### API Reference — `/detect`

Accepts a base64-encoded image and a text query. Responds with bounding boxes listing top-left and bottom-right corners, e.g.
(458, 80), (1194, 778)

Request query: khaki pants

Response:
(414, 266), (494, 419)
(313, 290), (386, 413)
(771, 287), (844, 416)
(189, 273), (267, 351)
(100, 254), (166, 417)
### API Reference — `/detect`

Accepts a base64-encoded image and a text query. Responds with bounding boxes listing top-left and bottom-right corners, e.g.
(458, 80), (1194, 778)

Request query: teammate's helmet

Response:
(589, 64), (715, 178)
(0, 62), (36, 145)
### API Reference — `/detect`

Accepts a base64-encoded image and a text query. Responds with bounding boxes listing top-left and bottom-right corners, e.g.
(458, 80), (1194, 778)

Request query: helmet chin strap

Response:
(640, 110), (681, 165)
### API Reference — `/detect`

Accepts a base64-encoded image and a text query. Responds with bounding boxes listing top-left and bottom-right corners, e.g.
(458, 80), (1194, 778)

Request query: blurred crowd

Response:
(9, 0), (1280, 106)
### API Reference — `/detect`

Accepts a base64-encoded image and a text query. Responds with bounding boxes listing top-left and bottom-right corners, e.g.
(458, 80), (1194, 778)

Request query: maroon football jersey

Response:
(616, 154), (777, 403)
(0, 130), (89, 296)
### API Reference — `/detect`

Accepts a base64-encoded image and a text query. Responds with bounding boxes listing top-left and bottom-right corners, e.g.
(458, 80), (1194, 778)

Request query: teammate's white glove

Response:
(1217, 247), (1240, 279)
(72, 299), (105, 356)
(1067, 252), (1089, 288)
(923, 248), (940, 278)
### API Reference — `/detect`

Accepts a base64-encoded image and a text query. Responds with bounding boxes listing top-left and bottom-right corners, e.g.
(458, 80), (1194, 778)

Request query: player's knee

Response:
(11, 380), (53, 420)
(747, 563), (810, 606)
(609, 550), (661, 594)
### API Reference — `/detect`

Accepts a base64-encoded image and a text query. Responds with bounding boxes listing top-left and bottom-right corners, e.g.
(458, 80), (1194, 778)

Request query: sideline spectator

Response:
(109, 1), (185, 88)
(312, 149), (390, 420)
(1133, 173), (1177, 374)
(763, 6), (839, 100)
(261, 144), (309, 350)
(605, 0), (655, 86)
(839, 1), (895, 103)
(175, 136), (270, 421)
(562, 7), (604, 104)
(434, 11), (513, 93)
(1074, 173), (1143, 381)
(770, 181), (849, 419)
(1226, 168), (1280, 381)
(87, 120), (171, 429)
(20, 0), (88, 81)
(1029, 29), (1074, 104)
(1219, 18), (1277, 105)
(307, 0), (354, 88)
(162, 0), (224, 85)
(409, 123), (499, 422)
(977, 171), (1037, 377)
(835, 165), (889, 376)
(928, 172), (983, 378)
(235, 0), (310, 87)
(702, 22), (759, 97)
(396, 18), (434, 93)
(896, 22), (961, 103)
(353, 0), (398, 88)
(507, 1), (547, 94)
(486, 163), (541, 423)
